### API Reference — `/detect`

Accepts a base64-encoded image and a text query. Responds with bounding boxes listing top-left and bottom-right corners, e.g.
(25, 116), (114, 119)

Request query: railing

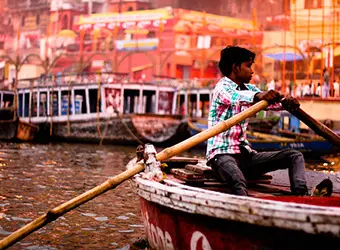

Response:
(176, 78), (219, 89)
(7, 0), (50, 10)
(17, 72), (130, 88)
(16, 72), (219, 89)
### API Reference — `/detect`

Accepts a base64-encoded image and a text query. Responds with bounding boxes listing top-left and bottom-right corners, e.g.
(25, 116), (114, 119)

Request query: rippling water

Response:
(0, 142), (339, 250)
(0, 143), (159, 250)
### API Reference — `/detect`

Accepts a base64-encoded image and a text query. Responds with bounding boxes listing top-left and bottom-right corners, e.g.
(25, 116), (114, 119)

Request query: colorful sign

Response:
(74, 7), (256, 35)
(105, 88), (121, 114)
(175, 9), (256, 32)
(115, 38), (159, 52)
(77, 8), (173, 25)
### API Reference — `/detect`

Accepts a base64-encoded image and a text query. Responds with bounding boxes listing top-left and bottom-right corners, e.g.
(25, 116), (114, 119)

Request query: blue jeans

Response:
(209, 148), (308, 196)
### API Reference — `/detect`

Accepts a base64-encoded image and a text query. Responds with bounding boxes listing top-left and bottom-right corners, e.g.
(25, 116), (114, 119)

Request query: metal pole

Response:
(331, 0), (336, 95)
(307, 8), (311, 81)
(293, 0), (297, 96)
(282, 0), (287, 94)
(320, 0), (325, 87)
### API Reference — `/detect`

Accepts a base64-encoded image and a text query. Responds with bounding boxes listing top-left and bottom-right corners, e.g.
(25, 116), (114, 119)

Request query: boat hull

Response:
(0, 108), (38, 141)
(140, 197), (340, 250)
(0, 120), (18, 140)
(188, 121), (337, 155)
(48, 115), (185, 145)
(16, 121), (39, 141)
(126, 155), (340, 250)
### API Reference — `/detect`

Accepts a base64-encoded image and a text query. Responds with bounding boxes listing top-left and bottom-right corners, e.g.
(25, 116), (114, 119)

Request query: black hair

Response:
(218, 46), (255, 77)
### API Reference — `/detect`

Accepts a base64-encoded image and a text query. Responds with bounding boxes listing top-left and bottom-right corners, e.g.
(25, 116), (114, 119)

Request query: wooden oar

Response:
(0, 100), (269, 249)
(289, 108), (340, 148)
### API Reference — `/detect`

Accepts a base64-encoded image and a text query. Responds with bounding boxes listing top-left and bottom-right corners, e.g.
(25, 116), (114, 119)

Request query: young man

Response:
(206, 46), (328, 196)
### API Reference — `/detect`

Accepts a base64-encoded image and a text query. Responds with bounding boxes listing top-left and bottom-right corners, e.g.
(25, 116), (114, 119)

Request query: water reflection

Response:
(0, 142), (339, 249)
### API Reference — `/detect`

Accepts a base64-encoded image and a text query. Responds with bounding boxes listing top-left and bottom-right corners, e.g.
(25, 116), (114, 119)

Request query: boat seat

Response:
(170, 164), (272, 186)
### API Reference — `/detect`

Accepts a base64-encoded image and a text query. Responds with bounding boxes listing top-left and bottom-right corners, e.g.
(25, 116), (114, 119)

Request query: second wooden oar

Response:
(290, 108), (340, 148)
(0, 100), (269, 250)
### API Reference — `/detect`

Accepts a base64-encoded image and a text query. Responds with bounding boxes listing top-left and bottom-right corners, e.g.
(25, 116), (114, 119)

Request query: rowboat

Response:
(127, 156), (340, 249)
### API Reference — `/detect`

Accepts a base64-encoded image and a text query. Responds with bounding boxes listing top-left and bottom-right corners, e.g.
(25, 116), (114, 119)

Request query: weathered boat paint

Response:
(127, 158), (340, 249)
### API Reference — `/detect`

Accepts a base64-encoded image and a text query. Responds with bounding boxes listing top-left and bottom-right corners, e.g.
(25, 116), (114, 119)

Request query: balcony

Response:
(7, 0), (51, 11)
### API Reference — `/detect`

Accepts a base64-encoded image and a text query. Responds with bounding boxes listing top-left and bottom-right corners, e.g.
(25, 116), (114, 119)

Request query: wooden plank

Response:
(170, 168), (205, 180)
(164, 157), (199, 164)
(185, 164), (216, 179)
(163, 157), (199, 170)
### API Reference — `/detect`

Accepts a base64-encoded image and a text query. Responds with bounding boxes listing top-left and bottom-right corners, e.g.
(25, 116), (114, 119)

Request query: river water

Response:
(0, 142), (339, 250)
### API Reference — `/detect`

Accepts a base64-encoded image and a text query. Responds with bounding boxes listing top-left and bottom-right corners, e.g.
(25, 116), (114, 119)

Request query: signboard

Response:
(77, 8), (173, 25)
(105, 88), (121, 114)
(176, 9), (255, 32)
(115, 38), (159, 52)
(175, 34), (191, 56)
(74, 7), (255, 36)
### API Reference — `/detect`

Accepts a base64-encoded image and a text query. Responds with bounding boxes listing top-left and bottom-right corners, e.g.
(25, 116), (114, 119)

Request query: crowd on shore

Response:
(257, 70), (340, 99)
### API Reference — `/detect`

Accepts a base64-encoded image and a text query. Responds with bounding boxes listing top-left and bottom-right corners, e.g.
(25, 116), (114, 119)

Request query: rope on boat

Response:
(99, 111), (144, 146)
(29, 79), (34, 124)
(49, 75), (55, 136)
(120, 115), (145, 145)
(96, 73), (101, 136)
(67, 79), (71, 136)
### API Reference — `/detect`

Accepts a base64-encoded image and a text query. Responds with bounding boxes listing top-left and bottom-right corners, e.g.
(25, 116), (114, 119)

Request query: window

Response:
(21, 16), (25, 27)
(62, 15), (68, 30)
(147, 31), (155, 38)
(36, 14), (40, 25)
(304, 0), (322, 9)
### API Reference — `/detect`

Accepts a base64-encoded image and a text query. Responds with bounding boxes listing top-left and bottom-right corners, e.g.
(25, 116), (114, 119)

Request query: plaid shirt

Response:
(206, 77), (282, 161)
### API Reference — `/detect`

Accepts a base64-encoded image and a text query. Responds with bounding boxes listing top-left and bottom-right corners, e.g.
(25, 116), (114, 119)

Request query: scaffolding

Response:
(288, 0), (339, 95)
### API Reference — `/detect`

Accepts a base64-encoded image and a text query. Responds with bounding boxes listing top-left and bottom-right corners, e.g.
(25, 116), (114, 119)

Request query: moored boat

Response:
(15, 73), (186, 145)
(127, 156), (340, 249)
(0, 91), (38, 142)
(187, 119), (339, 155)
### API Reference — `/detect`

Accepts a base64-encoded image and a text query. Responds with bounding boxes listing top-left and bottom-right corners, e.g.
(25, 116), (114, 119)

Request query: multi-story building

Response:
(151, 0), (288, 30)
(0, 0), (87, 82)
(82, 0), (108, 14)
(71, 6), (262, 81)
(4, 0), (51, 55)
(108, 0), (151, 12)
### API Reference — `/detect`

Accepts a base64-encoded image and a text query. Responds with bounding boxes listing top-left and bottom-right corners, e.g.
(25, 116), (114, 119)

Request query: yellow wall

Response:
(299, 98), (340, 129)
(18, 64), (44, 80)
(262, 31), (295, 53)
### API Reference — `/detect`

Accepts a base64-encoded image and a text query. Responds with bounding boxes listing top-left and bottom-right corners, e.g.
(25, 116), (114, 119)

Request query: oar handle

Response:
(290, 108), (340, 148)
(156, 100), (269, 161)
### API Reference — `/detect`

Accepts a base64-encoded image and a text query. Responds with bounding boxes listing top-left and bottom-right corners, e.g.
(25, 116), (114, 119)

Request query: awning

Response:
(132, 63), (153, 72)
(264, 52), (304, 61)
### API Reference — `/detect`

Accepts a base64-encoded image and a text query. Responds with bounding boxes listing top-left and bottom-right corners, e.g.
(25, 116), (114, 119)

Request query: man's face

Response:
(235, 59), (254, 83)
